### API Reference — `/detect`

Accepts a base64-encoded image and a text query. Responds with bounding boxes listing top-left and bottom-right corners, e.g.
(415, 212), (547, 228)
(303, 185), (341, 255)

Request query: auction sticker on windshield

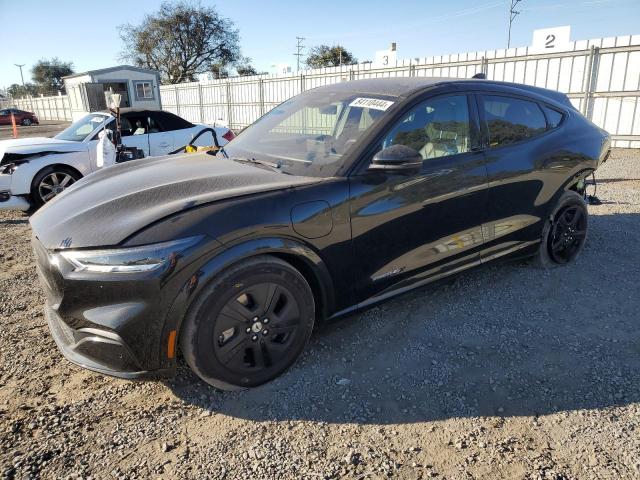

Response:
(349, 97), (395, 111)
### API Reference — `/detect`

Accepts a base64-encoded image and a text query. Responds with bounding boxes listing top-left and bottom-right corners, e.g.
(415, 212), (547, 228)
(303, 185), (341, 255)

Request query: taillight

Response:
(222, 130), (235, 142)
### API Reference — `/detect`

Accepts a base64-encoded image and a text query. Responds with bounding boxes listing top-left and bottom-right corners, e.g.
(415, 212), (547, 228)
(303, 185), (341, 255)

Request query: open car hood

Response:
(30, 152), (321, 249)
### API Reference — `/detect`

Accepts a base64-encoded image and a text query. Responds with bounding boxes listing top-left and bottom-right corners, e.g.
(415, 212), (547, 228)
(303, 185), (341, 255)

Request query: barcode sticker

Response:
(349, 97), (395, 111)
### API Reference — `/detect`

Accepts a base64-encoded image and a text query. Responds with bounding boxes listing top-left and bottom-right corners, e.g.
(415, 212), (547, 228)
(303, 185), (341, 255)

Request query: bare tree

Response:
(119, 1), (240, 84)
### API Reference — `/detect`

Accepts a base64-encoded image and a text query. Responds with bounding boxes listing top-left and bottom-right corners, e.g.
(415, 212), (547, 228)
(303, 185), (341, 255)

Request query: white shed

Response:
(63, 66), (162, 120)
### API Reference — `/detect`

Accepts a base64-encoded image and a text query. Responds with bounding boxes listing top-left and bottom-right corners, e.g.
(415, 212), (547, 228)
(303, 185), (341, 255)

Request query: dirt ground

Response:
(1, 149), (639, 480)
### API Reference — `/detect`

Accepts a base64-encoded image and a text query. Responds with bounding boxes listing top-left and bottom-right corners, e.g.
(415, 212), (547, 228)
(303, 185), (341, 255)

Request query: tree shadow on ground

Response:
(167, 212), (640, 424)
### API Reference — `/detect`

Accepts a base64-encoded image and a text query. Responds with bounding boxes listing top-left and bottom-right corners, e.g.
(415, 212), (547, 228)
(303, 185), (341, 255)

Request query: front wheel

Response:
(21, 118), (32, 126)
(180, 255), (315, 390)
(535, 191), (588, 268)
(30, 166), (81, 208)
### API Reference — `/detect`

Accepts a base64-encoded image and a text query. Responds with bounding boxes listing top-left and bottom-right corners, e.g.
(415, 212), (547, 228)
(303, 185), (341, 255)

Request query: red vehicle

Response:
(0, 108), (39, 126)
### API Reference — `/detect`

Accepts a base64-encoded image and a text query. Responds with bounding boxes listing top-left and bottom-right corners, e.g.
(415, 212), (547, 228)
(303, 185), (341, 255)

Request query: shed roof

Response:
(62, 65), (159, 80)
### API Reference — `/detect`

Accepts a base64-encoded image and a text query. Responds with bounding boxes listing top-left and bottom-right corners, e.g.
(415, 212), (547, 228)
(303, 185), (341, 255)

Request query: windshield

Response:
(55, 114), (109, 142)
(225, 90), (395, 177)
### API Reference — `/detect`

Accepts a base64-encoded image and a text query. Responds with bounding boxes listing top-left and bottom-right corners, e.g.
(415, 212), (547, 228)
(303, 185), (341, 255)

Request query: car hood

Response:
(0, 137), (85, 165)
(30, 152), (322, 249)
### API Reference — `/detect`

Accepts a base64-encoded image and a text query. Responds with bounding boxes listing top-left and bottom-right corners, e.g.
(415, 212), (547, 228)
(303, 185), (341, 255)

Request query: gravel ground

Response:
(1, 149), (639, 480)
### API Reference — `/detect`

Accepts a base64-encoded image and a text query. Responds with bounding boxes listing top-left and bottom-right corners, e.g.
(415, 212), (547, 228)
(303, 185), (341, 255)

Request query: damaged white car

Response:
(0, 109), (234, 210)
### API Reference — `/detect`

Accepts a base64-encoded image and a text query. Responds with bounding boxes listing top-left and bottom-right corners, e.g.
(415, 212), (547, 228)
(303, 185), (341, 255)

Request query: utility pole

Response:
(294, 36), (306, 72)
(15, 64), (25, 86)
(507, 0), (522, 49)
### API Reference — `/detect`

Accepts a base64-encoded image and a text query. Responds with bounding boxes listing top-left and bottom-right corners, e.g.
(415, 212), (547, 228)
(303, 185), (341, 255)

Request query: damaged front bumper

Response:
(0, 174), (30, 211)
(0, 191), (31, 211)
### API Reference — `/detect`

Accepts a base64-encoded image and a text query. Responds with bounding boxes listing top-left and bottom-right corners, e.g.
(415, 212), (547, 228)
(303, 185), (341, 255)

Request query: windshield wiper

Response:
(232, 157), (290, 174)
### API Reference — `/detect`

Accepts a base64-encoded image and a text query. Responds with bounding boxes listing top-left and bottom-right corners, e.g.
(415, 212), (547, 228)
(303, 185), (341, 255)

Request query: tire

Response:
(30, 166), (81, 208)
(534, 191), (588, 268)
(180, 255), (315, 390)
(21, 118), (32, 126)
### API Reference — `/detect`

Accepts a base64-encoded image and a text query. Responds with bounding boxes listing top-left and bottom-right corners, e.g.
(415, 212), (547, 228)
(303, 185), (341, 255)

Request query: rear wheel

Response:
(535, 191), (588, 268)
(180, 255), (315, 390)
(30, 166), (81, 207)
(21, 118), (32, 126)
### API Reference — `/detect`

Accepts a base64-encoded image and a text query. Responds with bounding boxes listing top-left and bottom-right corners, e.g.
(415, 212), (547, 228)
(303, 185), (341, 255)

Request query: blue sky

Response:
(1, 0), (639, 89)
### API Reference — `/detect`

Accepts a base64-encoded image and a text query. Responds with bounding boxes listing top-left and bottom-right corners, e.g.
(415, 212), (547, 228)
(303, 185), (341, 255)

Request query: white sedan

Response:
(0, 109), (234, 210)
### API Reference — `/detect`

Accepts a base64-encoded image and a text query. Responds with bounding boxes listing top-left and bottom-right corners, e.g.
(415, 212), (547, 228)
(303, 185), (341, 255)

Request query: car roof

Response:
(309, 77), (572, 107)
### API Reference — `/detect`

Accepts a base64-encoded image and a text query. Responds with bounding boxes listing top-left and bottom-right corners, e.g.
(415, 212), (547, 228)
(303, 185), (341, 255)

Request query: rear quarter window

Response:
(482, 95), (547, 147)
(542, 105), (564, 128)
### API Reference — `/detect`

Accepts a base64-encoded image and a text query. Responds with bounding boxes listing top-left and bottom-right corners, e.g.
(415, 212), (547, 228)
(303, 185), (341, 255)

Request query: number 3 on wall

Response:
(545, 34), (556, 49)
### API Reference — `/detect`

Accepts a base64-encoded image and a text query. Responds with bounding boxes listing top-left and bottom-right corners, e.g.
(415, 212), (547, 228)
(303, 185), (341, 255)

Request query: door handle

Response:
(159, 142), (170, 148)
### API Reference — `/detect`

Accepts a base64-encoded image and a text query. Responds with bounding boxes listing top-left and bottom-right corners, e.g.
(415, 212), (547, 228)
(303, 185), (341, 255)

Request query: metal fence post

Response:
(258, 78), (265, 116)
(225, 82), (233, 130)
(198, 83), (204, 123)
(583, 46), (600, 119)
(175, 86), (180, 116)
(300, 74), (305, 92)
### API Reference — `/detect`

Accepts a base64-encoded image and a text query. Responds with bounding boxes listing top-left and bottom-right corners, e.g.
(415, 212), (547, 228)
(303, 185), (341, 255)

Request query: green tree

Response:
(306, 45), (357, 68)
(235, 57), (258, 76)
(31, 58), (74, 95)
(119, 1), (241, 84)
(7, 83), (39, 98)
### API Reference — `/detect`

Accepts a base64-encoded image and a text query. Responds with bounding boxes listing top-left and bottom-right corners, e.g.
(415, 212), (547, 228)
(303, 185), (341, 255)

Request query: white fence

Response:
(160, 34), (640, 148)
(6, 34), (640, 148)
(10, 94), (72, 122)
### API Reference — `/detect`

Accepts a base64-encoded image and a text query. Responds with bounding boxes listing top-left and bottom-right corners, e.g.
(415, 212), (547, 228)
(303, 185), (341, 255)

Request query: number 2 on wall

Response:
(545, 34), (556, 49)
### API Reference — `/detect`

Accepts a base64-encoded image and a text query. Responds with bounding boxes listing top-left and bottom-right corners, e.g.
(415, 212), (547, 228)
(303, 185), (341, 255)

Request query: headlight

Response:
(58, 236), (202, 273)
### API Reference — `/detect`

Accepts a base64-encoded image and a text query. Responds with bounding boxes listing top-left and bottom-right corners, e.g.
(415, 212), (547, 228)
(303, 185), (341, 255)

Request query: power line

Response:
(294, 36), (306, 72)
(507, 0), (522, 49)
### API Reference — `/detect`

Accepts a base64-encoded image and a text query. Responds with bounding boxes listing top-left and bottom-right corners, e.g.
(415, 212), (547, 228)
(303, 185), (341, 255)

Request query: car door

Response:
(0, 109), (10, 125)
(120, 113), (151, 157)
(348, 93), (488, 302)
(477, 93), (552, 261)
(147, 112), (175, 156)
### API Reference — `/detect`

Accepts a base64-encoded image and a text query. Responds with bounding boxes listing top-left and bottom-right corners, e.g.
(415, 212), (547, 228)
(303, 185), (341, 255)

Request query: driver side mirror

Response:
(369, 144), (422, 175)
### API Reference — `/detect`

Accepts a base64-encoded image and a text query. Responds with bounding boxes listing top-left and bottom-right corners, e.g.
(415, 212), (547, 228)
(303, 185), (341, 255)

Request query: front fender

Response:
(157, 236), (335, 369)
(6, 151), (91, 195)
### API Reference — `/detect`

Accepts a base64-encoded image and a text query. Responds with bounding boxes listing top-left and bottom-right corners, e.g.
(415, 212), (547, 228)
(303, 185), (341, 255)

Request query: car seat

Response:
(420, 102), (468, 159)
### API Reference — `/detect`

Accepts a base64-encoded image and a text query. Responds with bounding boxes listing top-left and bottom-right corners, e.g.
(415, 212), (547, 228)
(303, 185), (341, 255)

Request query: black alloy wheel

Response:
(22, 118), (32, 126)
(214, 282), (302, 375)
(180, 255), (315, 390)
(548, 205), (588, 264)
(535, 190), (589, 268)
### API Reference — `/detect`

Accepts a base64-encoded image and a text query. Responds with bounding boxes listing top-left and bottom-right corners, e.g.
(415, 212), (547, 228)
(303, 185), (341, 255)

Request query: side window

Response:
(542, 105), (564, 129)
(91, 120), (116, 141)
(482, 96), (546, 147)
(120, 115), (149, 136)
(147, 113), (164, 133)
(155, 111), (194, 131)
(382, 95), (471, 160)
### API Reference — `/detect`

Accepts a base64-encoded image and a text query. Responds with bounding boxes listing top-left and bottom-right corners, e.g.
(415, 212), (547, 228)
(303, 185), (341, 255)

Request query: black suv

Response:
(31, 78), (610, 389)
